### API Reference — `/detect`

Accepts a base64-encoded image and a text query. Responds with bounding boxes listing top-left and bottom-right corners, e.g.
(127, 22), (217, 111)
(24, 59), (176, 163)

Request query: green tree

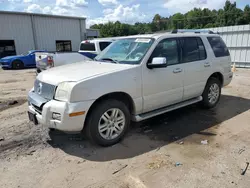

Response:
(243, 5), (250, 24)
(89, 0), (249, 37)
(171, 13), (185, 29)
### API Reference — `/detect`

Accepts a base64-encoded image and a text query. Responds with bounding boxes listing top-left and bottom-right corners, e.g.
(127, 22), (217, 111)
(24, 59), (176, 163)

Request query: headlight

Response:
(54, 82), (75, 102)
(1, 59), (9, 63)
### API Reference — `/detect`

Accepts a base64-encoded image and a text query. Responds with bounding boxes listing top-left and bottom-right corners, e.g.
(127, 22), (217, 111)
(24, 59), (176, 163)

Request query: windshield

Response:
(95, 38), (154, 65)
(22, 51), (31, 56)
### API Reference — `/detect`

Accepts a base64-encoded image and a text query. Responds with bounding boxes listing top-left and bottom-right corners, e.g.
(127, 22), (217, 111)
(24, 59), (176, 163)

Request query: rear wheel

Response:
(201, 77), (221, 108)
(84, 99), (130, 146)
(12, 60), (24, 69)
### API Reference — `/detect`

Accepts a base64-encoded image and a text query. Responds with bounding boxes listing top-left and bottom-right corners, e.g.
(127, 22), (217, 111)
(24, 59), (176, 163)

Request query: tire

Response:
(84, 99), (131, 146)
(201, 77), (221, 109)
(12, 60), (24, 69)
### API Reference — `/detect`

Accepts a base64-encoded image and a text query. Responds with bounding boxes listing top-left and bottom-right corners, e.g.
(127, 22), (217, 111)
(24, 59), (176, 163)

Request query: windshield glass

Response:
(95, 38), (154, 65)
(22, 51), (31, 56)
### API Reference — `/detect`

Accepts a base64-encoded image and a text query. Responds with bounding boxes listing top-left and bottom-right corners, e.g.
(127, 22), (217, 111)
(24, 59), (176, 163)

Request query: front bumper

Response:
(0, 61), (11, 68)
(28, 91), (94, 132)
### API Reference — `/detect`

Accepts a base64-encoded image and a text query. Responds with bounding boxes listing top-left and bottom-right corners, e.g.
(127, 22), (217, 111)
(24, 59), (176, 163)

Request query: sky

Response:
(0, 0), (249, 27)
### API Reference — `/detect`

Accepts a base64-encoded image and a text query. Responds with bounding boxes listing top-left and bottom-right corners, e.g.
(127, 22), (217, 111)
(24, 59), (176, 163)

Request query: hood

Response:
(37, 60), (134, 85)
(1, 55), (23, 60)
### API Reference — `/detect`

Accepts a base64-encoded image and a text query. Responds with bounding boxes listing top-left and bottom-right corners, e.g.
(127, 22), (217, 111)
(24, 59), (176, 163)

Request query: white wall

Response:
(209, 25), (250, 67)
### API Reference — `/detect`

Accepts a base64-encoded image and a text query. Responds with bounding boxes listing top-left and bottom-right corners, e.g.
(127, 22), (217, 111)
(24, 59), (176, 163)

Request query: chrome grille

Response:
(34, 79), (56, 100)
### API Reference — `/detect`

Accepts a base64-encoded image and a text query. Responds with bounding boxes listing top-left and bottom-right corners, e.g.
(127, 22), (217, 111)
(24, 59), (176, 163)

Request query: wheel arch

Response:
(207, 72), (224, 86)
(83, 92), (135, 130)
(11, 59), (24, 67)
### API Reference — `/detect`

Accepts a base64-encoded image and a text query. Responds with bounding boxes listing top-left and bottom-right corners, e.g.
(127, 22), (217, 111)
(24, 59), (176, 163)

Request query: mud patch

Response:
(0, 99), (27, 112)
(0, 79), (22, 84)
(0, 124), (49, 159)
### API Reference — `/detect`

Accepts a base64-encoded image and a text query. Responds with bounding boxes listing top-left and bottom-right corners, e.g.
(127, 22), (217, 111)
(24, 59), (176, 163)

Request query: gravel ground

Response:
(0, 68), (250, 188)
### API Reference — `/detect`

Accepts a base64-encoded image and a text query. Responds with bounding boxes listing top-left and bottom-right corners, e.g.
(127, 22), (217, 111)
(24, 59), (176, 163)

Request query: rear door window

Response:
(180, 37), (207, 63)
(99, 42), (112, 51)
(80, 43), (96, 51)
(207, 37), (230, 57)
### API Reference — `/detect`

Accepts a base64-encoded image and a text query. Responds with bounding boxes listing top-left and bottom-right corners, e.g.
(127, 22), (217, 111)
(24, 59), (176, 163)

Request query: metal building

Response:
(86, 29), (100, 39)
(0, 11), (86, 58)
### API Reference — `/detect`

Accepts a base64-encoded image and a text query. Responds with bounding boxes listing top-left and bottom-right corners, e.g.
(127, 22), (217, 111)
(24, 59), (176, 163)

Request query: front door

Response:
(142, 38), (184, 113)
(26, 52), (36, 67)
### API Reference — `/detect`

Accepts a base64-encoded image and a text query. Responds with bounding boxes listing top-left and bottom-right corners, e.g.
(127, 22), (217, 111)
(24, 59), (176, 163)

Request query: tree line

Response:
(90, 1), (250, 37)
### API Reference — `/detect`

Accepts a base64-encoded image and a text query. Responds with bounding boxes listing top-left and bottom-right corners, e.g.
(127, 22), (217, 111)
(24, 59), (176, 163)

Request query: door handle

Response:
(204, 62), (211, 67)
(173, 68), (182, 73)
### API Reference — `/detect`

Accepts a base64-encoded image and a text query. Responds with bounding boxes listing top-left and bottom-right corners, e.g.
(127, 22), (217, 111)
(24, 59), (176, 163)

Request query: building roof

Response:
(0, 10), (86, 20)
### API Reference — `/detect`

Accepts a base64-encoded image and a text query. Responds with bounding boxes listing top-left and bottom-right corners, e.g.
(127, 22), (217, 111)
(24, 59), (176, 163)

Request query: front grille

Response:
(32, 103), (42, 114)
(34, 79), (56, 100)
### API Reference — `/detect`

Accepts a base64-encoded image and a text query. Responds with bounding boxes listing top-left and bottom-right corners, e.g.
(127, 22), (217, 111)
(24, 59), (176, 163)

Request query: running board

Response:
(133, 96), (203, 122)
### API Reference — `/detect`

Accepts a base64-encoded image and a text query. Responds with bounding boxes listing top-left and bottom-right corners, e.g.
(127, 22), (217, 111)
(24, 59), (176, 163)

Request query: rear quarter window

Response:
(207, 37), (230, 57)
(80, 43), (96, 51)
(99, 42), (112, 51)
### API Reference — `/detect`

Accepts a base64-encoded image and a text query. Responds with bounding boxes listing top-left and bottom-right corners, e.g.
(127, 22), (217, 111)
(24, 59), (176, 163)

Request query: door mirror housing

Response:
(147, 57), (168, 69)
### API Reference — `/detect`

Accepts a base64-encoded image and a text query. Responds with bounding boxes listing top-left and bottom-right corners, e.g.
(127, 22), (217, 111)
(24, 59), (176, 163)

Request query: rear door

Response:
(179, 37), (213, 100)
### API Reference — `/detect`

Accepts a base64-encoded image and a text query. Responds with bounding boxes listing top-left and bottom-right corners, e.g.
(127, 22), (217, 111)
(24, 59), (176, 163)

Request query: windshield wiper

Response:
(99, 58), (119, 64)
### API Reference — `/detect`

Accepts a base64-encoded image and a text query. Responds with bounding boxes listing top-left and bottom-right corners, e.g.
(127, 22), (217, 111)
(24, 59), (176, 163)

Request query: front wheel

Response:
(201, 78), (221, 109)
(84, 99), (130, 146)
(12, 60), (24, 69)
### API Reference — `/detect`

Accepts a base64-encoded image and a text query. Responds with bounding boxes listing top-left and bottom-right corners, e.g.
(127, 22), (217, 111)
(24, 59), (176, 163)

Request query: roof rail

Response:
(171, 29), (215, 34)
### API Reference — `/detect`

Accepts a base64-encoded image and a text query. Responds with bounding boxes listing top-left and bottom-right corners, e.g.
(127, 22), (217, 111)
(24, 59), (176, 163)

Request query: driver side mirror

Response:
(147, 57), (167, 69)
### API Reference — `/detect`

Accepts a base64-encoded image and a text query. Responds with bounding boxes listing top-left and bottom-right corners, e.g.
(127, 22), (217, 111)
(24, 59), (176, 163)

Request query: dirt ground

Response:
(0, 68), (250, 188)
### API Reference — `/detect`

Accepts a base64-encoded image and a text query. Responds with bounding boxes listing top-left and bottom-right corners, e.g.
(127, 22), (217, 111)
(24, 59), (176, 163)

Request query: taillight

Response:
(47, 56), (54, 67)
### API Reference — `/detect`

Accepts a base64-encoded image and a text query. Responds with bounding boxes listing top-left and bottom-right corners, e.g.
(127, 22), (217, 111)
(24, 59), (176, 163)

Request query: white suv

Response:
(28, 30), (233, 146)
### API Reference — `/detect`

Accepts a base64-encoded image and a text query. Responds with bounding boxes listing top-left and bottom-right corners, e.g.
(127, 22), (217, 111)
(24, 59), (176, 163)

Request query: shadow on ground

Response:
(48, 95), (250, 161)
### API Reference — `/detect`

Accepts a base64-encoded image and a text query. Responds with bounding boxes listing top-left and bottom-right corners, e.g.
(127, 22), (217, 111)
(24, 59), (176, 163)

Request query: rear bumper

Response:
(28, 91), (94, 132)
(223, 72), (233, 86)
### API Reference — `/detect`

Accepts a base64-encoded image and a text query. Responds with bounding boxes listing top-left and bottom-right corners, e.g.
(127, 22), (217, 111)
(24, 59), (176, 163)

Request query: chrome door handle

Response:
(173, 68), (182, 73)
(204, 62), (211, 67)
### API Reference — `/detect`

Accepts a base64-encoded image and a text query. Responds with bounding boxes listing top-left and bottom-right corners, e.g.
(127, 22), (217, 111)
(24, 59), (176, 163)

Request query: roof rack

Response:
(171, 29), (215, 34)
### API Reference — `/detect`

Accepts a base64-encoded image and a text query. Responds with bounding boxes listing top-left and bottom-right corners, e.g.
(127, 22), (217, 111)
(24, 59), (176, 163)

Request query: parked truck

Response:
(36, 39), (114, 73)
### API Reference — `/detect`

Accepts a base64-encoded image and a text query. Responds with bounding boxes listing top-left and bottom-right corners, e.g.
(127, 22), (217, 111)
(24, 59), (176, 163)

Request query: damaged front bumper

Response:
(27, 91), (94, 132)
